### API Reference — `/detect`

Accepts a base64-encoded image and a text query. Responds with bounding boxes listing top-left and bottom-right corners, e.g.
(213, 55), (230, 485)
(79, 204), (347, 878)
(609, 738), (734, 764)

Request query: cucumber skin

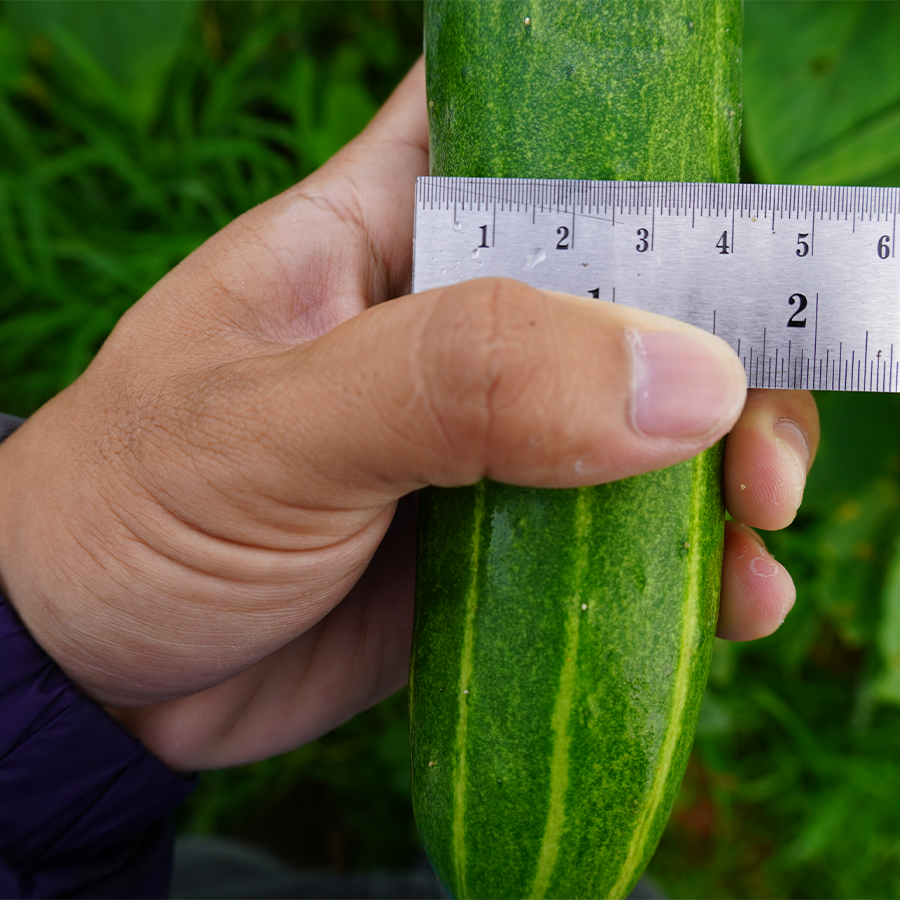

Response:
(411, 3), (741, 898)
(411, 452), (724, 899)
(425, 0), (741, 183)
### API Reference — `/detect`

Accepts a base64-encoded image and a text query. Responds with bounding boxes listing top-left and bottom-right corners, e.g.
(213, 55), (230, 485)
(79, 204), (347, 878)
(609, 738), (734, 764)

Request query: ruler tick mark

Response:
(414, 177), (900, 392)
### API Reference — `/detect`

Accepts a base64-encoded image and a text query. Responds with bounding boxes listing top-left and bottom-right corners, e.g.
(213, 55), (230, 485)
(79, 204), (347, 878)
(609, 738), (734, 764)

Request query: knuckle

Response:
(417, 278), (558, 466)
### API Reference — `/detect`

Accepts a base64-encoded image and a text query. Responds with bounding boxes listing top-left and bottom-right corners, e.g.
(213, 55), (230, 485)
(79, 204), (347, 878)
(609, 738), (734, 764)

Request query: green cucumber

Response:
(409, 3), (741, 899)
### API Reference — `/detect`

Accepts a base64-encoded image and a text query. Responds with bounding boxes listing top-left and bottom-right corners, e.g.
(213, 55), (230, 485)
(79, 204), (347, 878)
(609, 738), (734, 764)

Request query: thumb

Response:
(222, 277), (746, 510)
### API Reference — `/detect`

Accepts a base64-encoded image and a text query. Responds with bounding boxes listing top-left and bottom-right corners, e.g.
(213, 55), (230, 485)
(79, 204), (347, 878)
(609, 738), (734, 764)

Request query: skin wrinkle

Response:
(295, 346), (411, 501)
(420, 344), (473, 478)
(108, 486), (378, 589)
(220, 381), (392, 531)
(204, 624), (344, 756)
(195, 214), (301, 337)
(85, 570), (356, 706)
(373, 369), (430, 487)
(122, 408), (247, 520)
(332, 167), (399, 307)
(287, 283), (339, 345)
(213, 201), (360, 344)
(519, 301), (565, 458)
(111, 360), (348, 543)
(338, 129), (427, 286)
(365, 222), (394, 308)
(476, 278), (505, 471)
(167, 283), (268, 357)
(482, 281), (555, 478)
(95, 384), (390, 580)
(286, 252), (347, 342)
(227, 628), (343, 762)
(292, 183), (369, 249)
(499, 295), (558, 419)
(772, 431), (805, 507)
(203, 266), (289, 348)
(97, 513), (322, 614)
(37, 533), (208, 695)
(416, 289), (499, 481)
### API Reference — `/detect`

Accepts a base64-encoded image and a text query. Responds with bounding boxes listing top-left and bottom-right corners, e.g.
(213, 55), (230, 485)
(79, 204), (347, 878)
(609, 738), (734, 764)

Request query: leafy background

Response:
(2, 1), (900, 897)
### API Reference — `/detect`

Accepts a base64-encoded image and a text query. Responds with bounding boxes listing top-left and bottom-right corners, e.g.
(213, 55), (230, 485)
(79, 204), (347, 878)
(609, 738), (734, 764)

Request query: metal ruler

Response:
(412, 177), (900, 393)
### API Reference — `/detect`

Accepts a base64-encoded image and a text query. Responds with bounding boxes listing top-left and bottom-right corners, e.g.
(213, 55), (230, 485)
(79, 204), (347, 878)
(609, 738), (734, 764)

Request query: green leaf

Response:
(804, 392), (900, 516)
(5, 0), (198, 127)
(0, 19), (27, 91)
(872, 536), (900, 706)
(279, 47), (379, 170)
(817, 482), (899, 647)
(744, 0), (900, 185)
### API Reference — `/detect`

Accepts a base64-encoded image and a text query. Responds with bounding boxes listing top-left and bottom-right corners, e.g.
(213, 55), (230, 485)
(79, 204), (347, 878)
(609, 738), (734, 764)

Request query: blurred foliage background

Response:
(2, 1), (900, 897)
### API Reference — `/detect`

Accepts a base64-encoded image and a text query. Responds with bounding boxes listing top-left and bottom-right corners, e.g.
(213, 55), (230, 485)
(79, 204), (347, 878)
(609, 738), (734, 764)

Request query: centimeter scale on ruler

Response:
(412, 177), (900, 393)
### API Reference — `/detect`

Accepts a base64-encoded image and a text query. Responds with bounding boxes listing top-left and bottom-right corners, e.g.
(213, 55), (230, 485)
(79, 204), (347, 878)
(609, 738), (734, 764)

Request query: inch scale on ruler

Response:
(412, 177), (900, 393)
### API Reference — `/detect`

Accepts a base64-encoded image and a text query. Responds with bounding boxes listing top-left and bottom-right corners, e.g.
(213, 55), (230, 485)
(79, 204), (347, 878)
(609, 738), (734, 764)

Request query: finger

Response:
(155, 278), (748, 540)
(258, 59), (428, 311)
(282, 56), (430, 302)
(294, 281), (747, 497)
(718, 520), (795, 641)
(724, 389), (820, 530)
(141, 58), (429, 346)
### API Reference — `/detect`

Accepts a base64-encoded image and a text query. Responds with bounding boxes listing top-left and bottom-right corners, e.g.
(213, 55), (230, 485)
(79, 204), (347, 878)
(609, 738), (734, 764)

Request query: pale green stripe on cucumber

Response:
(530, 487), (591, 898)
(450, 479), (486, 899)
(609, 448), (722, 899)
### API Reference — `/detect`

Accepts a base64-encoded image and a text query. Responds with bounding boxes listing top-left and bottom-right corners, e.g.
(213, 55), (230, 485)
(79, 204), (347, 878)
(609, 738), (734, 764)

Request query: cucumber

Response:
(409, 3), (741, 899)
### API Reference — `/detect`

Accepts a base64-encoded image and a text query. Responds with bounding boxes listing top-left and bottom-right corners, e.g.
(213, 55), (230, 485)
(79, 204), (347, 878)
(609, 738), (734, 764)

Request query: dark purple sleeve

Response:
(0, 416), (196, 898)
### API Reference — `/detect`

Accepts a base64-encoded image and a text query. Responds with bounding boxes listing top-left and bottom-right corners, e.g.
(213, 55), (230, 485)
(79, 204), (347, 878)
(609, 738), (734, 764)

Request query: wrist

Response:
(0, 413), (24, 442)
(0, 414), (23, 602)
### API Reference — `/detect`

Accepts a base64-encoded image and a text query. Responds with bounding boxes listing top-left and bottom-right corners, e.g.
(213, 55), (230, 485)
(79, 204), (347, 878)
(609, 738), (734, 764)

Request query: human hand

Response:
(0, 59), (818, 771)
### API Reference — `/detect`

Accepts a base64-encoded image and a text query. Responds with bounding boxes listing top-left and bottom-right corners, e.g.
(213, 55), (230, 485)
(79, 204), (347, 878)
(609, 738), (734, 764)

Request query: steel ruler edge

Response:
(412, 177), (900, 393)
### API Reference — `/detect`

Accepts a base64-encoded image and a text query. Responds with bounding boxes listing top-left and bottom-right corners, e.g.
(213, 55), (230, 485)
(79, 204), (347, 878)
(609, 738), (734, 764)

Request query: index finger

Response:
(287, 57), (430, 304)
(724, 388), (820, 530)
(124, 59), (430, 353)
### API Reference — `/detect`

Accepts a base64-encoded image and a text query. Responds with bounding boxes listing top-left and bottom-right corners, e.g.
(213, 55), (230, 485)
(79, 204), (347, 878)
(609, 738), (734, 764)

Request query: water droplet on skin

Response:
(453, 221), (462, 232)
(471, 248), (480, 259)
(524, 247), (546, 270)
